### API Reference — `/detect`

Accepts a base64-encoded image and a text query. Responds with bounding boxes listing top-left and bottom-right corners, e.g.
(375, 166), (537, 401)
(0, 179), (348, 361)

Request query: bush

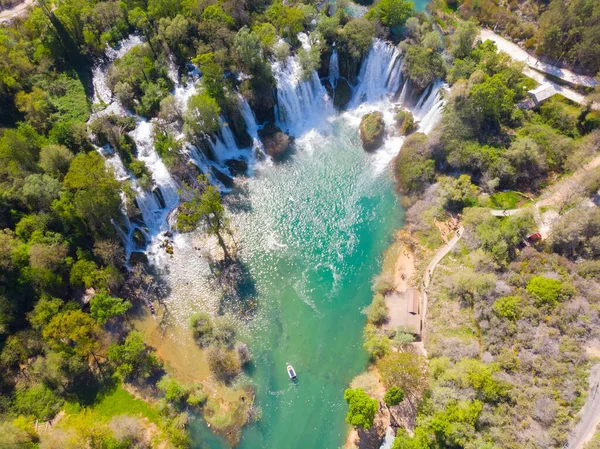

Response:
(395, 109), (417, 136)
(364, 293), (388, 325)
(526, 276), (573, 306)
(363, 324), (391, 359)
(492, 296), (521, 321)
(190, 312), (213, 346)
(394, 133), (434, 195)
(343, 388), (378, 429)
(207, 346), (241, 382)
(383, 386), (405, 406)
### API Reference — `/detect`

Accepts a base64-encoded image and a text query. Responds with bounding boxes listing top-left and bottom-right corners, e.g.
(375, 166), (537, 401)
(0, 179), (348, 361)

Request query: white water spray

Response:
(350, 39), (403, 107)
(329, 49), (339, 88)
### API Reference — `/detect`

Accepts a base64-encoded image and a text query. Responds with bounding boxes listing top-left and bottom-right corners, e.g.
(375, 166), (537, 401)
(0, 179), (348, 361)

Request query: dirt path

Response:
(480, 28), (598, 89)
(420, 226), (464, 340)
(0, 0), (35, 22)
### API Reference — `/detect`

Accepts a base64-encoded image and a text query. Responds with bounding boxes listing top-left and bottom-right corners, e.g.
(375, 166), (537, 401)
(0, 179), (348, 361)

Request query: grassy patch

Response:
(488, 191), (527, 209)
(93, 386), (159, 423)
(62, 385), (159, 425)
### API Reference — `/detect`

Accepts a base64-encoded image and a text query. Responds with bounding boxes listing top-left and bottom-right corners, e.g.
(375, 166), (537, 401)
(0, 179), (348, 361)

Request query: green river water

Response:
(191, 118), (404, 448)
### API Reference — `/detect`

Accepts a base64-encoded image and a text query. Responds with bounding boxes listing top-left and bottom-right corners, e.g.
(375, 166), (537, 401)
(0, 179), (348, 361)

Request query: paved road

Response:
(420, 226), (464, 339)
(480, 28), (598, 89)
(566, 363), (600, 449)
(0, 0), (35, 22)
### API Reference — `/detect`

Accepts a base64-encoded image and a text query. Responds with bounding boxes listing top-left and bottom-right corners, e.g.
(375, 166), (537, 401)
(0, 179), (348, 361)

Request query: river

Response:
(189, 36), (443, 448)
(214, 121), (402, 448)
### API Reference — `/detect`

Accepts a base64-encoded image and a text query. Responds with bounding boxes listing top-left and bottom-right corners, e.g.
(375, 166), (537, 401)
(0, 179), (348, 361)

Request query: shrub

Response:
(190, 312), (213, 346)
(363, 324), (391, 359)
(158, 375), (189, 405)
(207, 346), (241, 382)
(526, 276), (573, 306)
(364, 293), (388, 325)
(492, 296), (521, 320)
(343, 388), (378, 429)
(383, 386), (405, 406)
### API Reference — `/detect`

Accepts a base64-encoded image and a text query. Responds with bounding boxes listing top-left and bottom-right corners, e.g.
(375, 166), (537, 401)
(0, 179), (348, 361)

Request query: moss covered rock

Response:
(395, 109), (417, 136)
(359, 112), (385, 152)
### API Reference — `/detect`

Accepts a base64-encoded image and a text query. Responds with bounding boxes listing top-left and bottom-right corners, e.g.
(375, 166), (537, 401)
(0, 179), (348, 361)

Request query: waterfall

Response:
(129, 120), (179, 235)
(414, 80), (447, 135)
(350, 39), (403, 107)
(329, 49), (339, 88)
(210, 117), (249, 164)
(273, 34), (334, 136)
(238, 94), (267, 160)
(90, 36), (182, 260)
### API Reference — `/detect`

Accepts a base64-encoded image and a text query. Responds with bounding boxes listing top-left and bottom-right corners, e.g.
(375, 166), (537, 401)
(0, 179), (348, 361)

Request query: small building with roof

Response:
(384, 288), (422, 335)
(527, 83), (557, 107)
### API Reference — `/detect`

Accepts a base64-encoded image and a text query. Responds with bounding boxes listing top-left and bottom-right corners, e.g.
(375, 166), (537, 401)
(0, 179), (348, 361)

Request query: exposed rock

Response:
(394, 109), (417, 136)
(223, 107), (253, 148)
(153, 187), (166, 209)
(225, 158), (249, 176)
(211, 167), (234, 188)
(258, 123), (291, 161)
(359, 112), (385, 152)
(133, 228), (146, 249)
(130, 251), (149, 265)
(334, 78), (353, 109)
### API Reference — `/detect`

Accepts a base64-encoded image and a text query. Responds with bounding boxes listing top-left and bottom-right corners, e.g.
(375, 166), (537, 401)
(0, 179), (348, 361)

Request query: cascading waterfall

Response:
(90, 36), (180, 259)
(238, 94), (267, 160)
(210, 117), (250, 165)
(273, 34), (334, 136)
(349, 39), (403, 107)
(129, 120), (180, 235)
(329, 49), (339, 88)
(414, 80), (447, 134)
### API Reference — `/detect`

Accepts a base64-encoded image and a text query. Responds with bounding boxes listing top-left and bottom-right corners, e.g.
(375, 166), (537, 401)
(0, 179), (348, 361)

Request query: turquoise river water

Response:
(191, 117), (404, 448)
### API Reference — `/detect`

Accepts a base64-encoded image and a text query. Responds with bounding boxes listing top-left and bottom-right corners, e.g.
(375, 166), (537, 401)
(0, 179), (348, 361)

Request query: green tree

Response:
(177, 176), (232, 261)
(39, 144), (74, 178)
(438, 174), (478, 211)
(62, 152), (122, 233)
(366, 0), (414, 28)
(383, 386), (405, 406)
(207, 346), (241, 382)
(108, 331), (162, 380)
(526, 275), (573, 306)
(403, 45), (446, 91)
(158, 375), (189, 404)
(394, 133), (434, 194)
(492, 296), (521, 320)
(343, 388), (378, 429)
(89, 292), (131, 324)
(451, 19), (479, 59)
(470, 74), (515, 128)
(184, 92), (221, 138)
(190, 312), (213, 346)
(339, 18), (376, 60)
(377, 351), (427, 398)
(363, 324), (391, 359)
(234, 27), (263, 71)
(43, 310), (101, 359)
(13, 384), (63, 420)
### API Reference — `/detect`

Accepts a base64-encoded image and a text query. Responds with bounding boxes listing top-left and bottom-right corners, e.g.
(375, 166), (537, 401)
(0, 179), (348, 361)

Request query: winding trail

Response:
(480, 28), (598, 89)
(420, 226), (464, 339)
(566, 363), (600, 449)
(0, 0), (35, 22)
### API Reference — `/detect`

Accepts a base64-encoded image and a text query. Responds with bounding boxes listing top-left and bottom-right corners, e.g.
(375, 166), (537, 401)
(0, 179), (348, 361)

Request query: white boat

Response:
(287, 364), (297, 380)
